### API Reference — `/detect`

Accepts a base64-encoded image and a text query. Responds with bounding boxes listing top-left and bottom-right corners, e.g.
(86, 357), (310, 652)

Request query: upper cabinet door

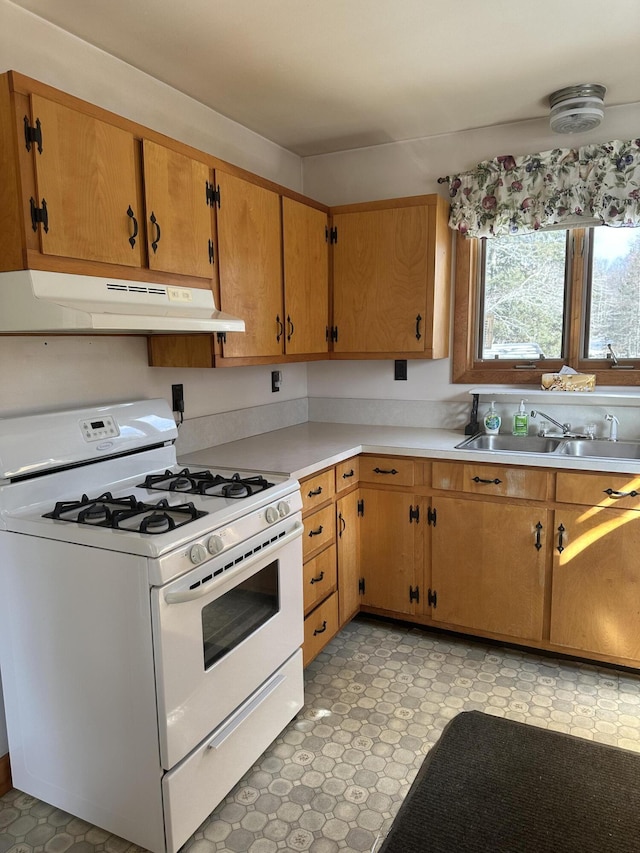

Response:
(142, 140), (213, 279)
(216, 170), (283, 358)
(332, 204), (429, 353)
(282, 198), (329, 355)
(30, 95), (144, 267)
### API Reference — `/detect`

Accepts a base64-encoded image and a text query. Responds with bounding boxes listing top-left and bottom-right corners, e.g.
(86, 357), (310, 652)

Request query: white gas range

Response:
(0, 399), (304, 853)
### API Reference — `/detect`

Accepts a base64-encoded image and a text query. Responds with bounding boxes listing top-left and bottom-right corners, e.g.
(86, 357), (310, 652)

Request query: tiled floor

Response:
(2, 615), (640, 853)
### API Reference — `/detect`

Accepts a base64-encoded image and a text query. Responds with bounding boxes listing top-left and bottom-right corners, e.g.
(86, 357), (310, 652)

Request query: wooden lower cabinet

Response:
(303, 545), (337, 616)
(359, 488), (420, 615)
(303, 592), (339, 667)
(550, 506), (640, 661)
(429, 497), (548, 641)
(336, 490), (361, 625)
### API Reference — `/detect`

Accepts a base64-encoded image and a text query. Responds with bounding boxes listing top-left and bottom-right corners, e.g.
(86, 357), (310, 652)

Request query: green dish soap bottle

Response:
(483, 401), (501, 435)
(512, 400), (529, 436)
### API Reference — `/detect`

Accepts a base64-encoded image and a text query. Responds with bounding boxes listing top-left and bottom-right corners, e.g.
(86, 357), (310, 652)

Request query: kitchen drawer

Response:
(301, 468), (335, 515)
(303, 545), (337, 615)
(303, 504), (335, 561)
(163, 650), (303, 853)
(433, 461), (549, 501)
(556, 471), (640, 510)
(303, 592), (339, 666)
(359, 455), (414, 487)
(335, 457), (359, 493)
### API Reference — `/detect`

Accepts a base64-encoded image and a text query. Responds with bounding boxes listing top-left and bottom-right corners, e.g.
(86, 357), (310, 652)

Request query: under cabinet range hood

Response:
(0, 270), (245, 334)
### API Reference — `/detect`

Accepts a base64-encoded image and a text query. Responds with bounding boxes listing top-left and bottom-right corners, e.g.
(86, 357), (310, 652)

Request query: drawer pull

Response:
(308, 525), (324, 537)
(307, 486), (323, 497)
(342, 469), (355, 479)
(310, 571), (325, 585)
(313, 620), (328, 636)
(603, 488), (639, 498)
(557, 523), (566, 554)
(472, 476), (502, 485)
(373, 467), (398, 475)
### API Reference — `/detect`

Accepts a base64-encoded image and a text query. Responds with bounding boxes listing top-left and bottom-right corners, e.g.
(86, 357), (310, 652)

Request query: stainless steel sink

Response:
(555, 439), (640, 459)
(455, 434), (564, 453)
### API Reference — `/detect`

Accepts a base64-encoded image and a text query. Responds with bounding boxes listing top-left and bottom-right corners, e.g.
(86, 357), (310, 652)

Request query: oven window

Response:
(202, 560), (279, 669)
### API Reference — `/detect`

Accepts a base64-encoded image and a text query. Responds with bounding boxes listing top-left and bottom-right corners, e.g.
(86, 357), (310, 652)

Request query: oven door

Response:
(151, 516), (303, 770)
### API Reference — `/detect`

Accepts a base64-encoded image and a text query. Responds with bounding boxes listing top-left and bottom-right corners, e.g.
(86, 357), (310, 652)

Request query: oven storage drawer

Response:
(162, 649), (303, 853)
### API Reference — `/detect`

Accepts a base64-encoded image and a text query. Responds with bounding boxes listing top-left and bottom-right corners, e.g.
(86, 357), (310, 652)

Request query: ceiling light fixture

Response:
(548, 83), (606, 134)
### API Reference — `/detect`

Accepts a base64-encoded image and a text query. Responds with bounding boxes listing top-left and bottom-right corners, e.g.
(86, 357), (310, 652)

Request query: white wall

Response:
(304, 102), (640, 410)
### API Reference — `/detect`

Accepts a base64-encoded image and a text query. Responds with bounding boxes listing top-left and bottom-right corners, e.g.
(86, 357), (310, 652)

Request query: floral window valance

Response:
(446, 139), (640, 238)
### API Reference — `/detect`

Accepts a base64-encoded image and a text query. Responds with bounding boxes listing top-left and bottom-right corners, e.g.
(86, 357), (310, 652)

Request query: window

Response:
(453, 227), (640, 385)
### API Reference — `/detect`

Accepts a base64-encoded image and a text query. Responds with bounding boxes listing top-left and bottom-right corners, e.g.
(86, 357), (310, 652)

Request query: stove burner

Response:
(139, 468), (274, 499)
(43, 492), (207, 534)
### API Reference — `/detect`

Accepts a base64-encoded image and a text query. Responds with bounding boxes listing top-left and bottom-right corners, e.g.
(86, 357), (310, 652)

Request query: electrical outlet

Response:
(394, 360), (408, 380)
(271, 370), (282, 393)
(171, 383), (184, 413)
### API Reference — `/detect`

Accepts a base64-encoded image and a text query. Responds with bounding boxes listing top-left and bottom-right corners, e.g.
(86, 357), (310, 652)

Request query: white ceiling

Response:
(9, 0), (640, 157)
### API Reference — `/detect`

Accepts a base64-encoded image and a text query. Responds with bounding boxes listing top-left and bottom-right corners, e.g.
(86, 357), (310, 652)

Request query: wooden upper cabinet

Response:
(29, 95), (144, 267)
(282, 197), (329, 355)
(331, 195), (451, 357)
(216, 170), (283, 358)
(142, 140), (213, 280)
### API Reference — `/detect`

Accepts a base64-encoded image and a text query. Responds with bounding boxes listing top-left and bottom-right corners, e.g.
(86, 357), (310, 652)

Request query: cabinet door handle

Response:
(126, 205), (139, 249)
(150, 211), (161, 253)
(472, 476), (502, 485)
(557, 523), (566, 554)
(603, 488), (639, 498)
(287, 315), (295, 341)
(276, 315), (284, 342)
(338, 512), (346, 537)
(308, 525), (324, 537)
(342, 469), (355, 479)
(534, 521), (543, 551)
(313, 620), (328, 636)
(307, 486), (323, 497)
(373, 467), (398, 475)
(310, 571), (325, 585)
(415, 314), (423, 341)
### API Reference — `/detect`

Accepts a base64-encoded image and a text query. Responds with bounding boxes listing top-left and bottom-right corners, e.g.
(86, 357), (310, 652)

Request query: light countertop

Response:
(179, 422), (640, 480)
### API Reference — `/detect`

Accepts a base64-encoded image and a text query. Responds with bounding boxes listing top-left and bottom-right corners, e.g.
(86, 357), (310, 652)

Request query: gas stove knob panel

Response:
(265, 506), (279, 524)
(189, 543), (208, 565)
(207, 534), (225, 556)
(277, 501), (291, 518)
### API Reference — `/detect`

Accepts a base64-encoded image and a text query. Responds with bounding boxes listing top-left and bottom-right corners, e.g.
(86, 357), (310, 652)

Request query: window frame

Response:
(452, 229), (640, 385)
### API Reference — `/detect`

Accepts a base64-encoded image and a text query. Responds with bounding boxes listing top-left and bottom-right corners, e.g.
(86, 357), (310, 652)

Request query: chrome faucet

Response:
(605, 413), (619, 441)
(530, 409), (571, 436)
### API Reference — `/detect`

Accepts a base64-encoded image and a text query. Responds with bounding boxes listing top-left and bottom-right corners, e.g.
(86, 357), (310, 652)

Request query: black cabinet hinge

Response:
(208, 239), (214, 265)
(409, 585), (420, 603)
(357, 498), (364, 516)
(427, 588), (437, 608)
(216, 331), (227, 344)
(358, 577), (365, 595)
(427, 506), (437, 527)
(206, 181), (221, 207)
(330, 326), (338, 343)
(24, 116), (42, 153)
(329, 226), (338, 244)
(29, 197), (48, 233)
(409, 505), (420, 523)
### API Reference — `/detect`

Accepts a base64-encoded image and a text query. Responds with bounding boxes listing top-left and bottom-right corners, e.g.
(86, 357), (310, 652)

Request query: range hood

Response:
(0, 270), (245, 334)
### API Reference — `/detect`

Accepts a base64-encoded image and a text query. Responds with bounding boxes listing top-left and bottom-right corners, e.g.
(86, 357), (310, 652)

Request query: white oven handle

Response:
(164, 521), (303, 605)
(206, 670), (286, 751)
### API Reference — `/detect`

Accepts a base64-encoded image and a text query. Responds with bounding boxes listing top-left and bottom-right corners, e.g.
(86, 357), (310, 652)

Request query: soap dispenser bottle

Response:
(512, 400), (529, 436)
(483, 401), (501, 435)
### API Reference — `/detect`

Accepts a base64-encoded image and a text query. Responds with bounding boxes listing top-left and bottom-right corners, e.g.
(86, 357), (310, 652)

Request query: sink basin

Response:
(455, 434), (564, 453)
(555, 439), (640, 459)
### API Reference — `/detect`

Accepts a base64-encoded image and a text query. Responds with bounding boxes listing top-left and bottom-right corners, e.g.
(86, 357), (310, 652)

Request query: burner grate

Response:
(139, 468), (274, 499)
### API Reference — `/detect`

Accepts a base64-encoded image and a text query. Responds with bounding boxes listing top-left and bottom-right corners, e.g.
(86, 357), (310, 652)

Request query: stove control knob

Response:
(277, 501), (290, 518)
(265, 506), (279, 524)
(189, 543), (208, 565)
(207, 535), (224, 556)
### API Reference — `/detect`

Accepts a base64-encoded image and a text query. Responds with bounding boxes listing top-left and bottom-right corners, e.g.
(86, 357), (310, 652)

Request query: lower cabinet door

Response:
(430, 497), (547, 641)
(550, 507), (640, 661)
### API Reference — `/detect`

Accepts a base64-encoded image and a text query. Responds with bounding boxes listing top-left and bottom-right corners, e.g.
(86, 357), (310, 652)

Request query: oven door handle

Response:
(164, 521), (304, 604)
(206, 670), (286, 751)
